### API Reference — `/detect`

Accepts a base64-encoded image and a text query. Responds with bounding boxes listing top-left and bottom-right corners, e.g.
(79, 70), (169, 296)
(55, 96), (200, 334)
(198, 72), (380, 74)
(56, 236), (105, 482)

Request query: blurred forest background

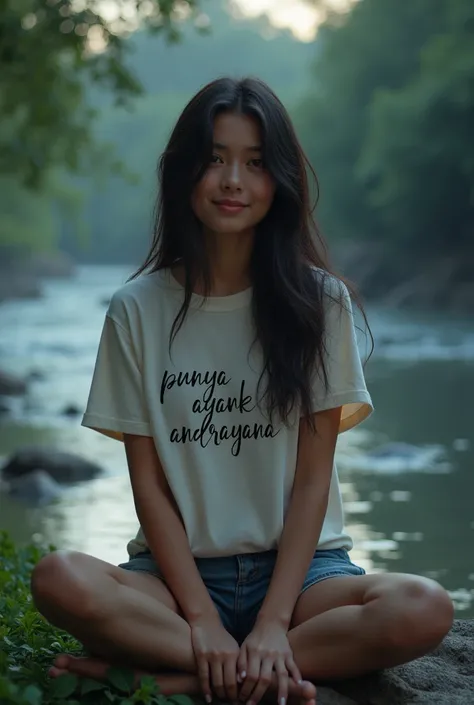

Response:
(1, 0), (473, 310)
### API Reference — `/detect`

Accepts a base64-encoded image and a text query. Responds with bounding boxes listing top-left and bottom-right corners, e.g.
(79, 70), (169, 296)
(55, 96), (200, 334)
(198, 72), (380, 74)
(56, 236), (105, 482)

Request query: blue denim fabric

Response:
(118, 548), (365, 644)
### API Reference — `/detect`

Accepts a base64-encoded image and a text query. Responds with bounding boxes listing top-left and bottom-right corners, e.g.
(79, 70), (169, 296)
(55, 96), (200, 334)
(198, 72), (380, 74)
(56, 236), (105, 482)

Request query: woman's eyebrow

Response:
(213, 142), (262, 152)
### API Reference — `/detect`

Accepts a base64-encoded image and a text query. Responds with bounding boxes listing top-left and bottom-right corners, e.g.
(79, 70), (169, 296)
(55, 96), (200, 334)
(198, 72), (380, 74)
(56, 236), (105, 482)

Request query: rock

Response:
(0, 399), (10, 415)
(0, 248), (75, 304)
(28, 251), (75, 279)
(319, 619), (474, 704)
(0, 369), (28, 396)
(0, 270), (42, 303)
(61, 404), (81, 417)
(27, 369), (46, 382)
(4, 469), (61, 506)
(347, 442), (449, 474)
(1, 447), (102, 484)
(368, 442), (426, 459)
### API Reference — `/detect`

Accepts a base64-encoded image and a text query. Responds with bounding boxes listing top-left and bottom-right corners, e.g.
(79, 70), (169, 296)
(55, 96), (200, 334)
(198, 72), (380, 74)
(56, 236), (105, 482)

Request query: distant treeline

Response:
(1, 0), (473, 301)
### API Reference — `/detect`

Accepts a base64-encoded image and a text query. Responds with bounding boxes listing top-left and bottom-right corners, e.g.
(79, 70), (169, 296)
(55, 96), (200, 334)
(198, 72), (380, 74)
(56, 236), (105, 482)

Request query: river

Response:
(1, 265), (473, 616)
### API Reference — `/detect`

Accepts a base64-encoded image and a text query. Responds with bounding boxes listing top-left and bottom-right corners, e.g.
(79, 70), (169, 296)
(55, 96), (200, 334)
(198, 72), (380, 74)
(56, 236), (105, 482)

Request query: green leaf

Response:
(81, 678), (106, 695)
(50, 673), (79, 698)
(22, 684), (43, 705)
(138, 675), (159, 690)
(107, 667), (135, 693)
(168, 696), (195, 705)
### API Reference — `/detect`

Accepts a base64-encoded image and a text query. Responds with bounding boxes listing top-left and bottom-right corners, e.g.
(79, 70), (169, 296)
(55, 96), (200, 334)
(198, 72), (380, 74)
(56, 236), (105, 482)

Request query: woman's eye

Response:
(249, 158), (263, 168)
(211, 154), (223, 164)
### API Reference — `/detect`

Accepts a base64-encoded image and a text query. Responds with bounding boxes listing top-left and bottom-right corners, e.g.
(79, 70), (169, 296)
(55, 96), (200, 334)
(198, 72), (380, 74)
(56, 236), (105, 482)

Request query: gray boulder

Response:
(4, 469), (62, 506)
(0, 369), (27, 396)
(1, 447), (102, 484)
(318, 619), (474, 704)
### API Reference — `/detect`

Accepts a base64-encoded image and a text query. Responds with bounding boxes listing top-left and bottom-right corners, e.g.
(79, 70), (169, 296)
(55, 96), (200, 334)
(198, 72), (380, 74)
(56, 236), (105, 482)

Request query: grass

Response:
(0, 531), (196, 705)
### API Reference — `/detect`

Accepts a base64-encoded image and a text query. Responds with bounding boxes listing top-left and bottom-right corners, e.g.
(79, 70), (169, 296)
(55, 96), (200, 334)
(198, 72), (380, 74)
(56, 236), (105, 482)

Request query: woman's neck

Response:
(175, 229), (254, 297)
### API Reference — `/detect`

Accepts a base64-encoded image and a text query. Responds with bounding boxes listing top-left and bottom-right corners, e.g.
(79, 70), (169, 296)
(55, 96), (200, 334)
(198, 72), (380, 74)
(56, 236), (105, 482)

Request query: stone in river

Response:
(0, 369), (27, 396)
(4, 469), (61, 506)
(1, 447), (102, 484)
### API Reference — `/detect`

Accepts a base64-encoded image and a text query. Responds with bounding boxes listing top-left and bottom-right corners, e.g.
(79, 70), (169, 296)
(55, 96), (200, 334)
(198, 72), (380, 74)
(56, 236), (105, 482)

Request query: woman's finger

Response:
(224, 654), (239, 702)
(197, 657), (212, 703)
(210, 659), (226, 702)
(237, 647), (248, 685)
(286, 655), (302, 687)
(238, 652), (260, 702)
(247, 656), (273, 705)
(276, 657), (289, 705)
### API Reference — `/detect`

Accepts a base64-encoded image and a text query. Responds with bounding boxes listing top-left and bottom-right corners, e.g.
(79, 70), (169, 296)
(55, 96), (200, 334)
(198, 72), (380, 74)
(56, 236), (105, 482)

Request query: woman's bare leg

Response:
(288, 573), (454, 681)
(31, 550), (196, 672)
(31, 550), (317, 703)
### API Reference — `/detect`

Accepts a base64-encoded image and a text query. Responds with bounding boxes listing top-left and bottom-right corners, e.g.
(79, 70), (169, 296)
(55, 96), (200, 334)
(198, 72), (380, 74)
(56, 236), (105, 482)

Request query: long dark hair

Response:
(132, 77), (371, 427)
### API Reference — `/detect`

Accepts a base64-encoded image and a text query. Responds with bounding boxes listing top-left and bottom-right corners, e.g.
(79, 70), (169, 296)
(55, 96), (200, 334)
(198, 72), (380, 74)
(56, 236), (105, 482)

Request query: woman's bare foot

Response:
(49, 655), (317, 705)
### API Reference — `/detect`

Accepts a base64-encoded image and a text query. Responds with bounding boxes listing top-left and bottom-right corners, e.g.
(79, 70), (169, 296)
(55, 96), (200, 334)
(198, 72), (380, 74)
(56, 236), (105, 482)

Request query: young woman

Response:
(31, 77), (453, 705)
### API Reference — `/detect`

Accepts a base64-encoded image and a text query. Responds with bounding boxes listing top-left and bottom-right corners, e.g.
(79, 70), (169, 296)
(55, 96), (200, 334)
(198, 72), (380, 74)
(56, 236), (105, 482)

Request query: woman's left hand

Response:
(237, 619), (302, 705)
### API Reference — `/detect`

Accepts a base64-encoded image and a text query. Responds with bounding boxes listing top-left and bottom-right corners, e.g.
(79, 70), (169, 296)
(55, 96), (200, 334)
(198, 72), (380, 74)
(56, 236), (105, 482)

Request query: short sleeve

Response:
(81, 314), (152, 441)
(310, 278), (374, 433)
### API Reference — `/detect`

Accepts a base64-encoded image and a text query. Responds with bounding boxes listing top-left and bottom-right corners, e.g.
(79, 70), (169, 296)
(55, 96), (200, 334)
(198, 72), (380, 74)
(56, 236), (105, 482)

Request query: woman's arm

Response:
(256, 406), (342, 628)
(124, 434), (243, 702)
(123, 433), (219, 624)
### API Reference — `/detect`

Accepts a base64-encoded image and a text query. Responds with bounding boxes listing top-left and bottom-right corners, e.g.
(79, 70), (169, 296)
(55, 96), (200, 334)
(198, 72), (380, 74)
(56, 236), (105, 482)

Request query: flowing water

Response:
(1, 266), (473, 616)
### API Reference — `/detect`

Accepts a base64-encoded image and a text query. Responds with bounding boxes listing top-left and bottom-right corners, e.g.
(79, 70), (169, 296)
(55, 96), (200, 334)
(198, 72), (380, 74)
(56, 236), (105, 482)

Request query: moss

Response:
(0, 531), (196, 705)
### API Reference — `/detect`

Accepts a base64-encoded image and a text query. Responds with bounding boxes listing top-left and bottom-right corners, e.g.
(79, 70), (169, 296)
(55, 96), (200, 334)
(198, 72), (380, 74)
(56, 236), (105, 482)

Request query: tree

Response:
(296, 0), (447, 243)
(0, 0), (204, 188)
(358, 0), (474, 258)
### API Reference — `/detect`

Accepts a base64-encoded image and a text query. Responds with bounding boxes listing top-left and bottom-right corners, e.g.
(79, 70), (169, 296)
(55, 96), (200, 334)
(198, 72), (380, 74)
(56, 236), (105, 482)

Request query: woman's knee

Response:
(31, 550), (106, 622)
(378, 576), (454, 652)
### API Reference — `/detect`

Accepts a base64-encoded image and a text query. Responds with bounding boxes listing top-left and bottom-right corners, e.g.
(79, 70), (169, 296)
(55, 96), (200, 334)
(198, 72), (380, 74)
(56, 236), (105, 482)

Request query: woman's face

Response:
(191, 111), (275, 237)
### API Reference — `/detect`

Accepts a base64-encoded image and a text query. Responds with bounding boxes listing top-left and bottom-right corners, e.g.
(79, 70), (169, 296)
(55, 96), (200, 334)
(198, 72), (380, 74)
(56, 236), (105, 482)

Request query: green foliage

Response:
(0, 531), (198, 704)
(296, 0), (474, 278)
(0, 0), (202, 188)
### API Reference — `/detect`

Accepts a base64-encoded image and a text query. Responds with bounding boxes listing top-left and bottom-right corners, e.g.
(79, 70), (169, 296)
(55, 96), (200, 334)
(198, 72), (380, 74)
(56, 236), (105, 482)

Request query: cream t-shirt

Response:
(82, 268), (373, 558)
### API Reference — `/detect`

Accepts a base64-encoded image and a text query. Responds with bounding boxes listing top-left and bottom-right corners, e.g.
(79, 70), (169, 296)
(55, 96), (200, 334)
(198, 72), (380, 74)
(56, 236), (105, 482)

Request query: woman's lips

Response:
(213, 200), (249, 214)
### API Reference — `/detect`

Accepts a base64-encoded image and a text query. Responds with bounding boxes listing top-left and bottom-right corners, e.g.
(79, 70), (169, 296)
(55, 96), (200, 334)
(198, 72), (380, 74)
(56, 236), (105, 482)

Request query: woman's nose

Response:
(221, 162), (243, 190)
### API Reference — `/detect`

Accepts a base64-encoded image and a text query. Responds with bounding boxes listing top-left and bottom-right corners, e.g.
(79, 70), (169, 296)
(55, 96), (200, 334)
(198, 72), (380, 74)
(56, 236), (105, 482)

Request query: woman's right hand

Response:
(190, 614), (241, 703)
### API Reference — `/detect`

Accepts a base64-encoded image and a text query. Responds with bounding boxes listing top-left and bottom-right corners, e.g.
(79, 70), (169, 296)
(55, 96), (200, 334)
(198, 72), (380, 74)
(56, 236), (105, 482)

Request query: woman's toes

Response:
(63, 655), (112, 680)
(53, 654), (71, 669)
(300, 680), (317, 701)
(48, 666), (68, 678)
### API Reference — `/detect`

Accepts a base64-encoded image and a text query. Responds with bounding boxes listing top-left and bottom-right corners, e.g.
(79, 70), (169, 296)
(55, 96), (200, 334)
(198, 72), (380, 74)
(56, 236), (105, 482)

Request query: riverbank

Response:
(335, 242), (474, 313)
(0, 250), (75, 304)
(1, 245), (474, 314)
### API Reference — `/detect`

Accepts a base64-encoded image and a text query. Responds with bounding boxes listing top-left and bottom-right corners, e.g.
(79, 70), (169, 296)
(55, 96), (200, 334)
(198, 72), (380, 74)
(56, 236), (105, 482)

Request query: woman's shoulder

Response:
(106, 270), (168, 329)
(309, 266), (351, 305)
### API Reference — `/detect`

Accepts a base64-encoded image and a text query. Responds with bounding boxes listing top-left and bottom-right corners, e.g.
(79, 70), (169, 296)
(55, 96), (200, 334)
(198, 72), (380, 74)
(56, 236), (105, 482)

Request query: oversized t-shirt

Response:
(82, 268), (373, 559)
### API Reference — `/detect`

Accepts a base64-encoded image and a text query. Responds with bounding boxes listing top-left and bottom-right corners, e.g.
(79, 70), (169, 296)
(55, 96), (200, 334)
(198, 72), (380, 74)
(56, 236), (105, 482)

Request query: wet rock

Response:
(368, 442), (423, 459)
(61, 404), (81, 417)
(4, 469), (61, 506)
(0, 369), (28, 396)
(1, 447), (102, 484)
(27, 369), (46, 382)
(0, 271), (42, 303)
(28, 251), (75, 279)
(0, 399), (10, 415)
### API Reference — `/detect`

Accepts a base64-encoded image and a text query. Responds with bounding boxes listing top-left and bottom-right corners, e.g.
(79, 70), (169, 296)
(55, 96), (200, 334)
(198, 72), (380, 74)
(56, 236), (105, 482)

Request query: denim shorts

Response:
(119, 548), (365, 644)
